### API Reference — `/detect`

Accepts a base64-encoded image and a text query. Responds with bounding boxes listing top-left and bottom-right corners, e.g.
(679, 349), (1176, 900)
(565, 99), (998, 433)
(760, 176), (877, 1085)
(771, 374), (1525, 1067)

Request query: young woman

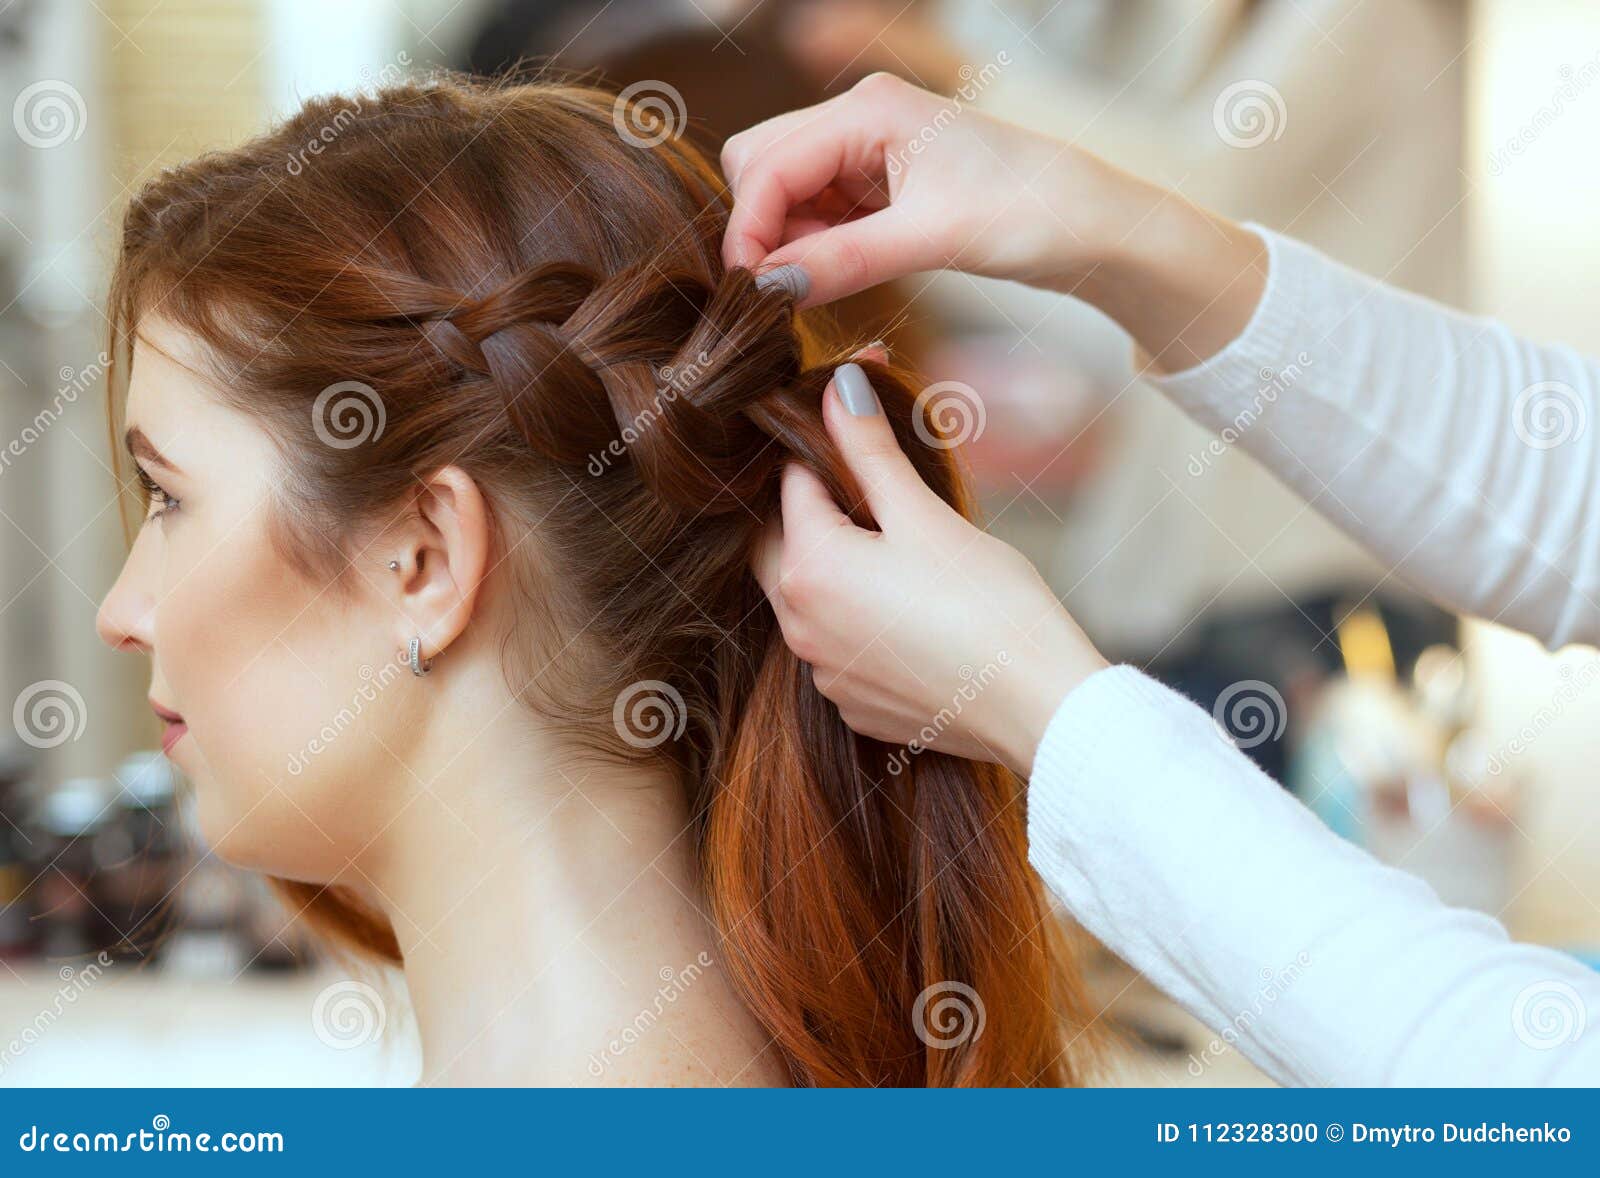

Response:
(93, 72), (1098, 1087)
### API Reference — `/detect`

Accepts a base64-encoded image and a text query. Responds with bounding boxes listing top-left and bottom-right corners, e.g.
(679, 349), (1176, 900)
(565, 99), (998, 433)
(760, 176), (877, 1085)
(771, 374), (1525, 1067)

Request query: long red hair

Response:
(106, 71), (1100, 1085)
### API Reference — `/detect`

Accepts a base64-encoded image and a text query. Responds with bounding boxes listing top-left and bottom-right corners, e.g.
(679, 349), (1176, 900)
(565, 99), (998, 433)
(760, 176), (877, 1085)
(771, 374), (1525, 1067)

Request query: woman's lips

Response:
(150, 699), (186, 754)
(160, 719), (188, 754)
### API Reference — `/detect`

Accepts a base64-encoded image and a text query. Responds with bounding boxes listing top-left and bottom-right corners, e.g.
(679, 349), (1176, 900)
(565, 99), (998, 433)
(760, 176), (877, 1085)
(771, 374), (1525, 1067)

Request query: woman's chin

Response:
(198, 806), (269, 871)
(187, 751), (373, 882)
(195, 788), (309, 878)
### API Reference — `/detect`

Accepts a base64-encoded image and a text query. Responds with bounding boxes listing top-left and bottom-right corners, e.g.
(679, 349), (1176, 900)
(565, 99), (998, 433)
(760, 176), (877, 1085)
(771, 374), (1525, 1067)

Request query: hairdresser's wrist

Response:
(981, 146), (1134, 290)
(1039, 158), (1268, 373)
(994, 613), (1108, 780)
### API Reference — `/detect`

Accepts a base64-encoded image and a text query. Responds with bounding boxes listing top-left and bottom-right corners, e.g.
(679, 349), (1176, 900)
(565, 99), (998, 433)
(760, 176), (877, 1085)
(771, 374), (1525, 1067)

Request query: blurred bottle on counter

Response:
(1289, 605), (1517, 914)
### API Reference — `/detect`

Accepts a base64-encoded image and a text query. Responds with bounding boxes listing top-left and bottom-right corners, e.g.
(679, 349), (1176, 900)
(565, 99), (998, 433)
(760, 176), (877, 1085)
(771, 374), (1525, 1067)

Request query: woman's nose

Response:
(96, 544), (156, 655)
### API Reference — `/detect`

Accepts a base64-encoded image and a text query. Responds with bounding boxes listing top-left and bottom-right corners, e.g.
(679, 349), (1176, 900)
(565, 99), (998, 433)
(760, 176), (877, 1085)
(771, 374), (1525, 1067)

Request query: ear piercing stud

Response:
(387, 559), (400, 571)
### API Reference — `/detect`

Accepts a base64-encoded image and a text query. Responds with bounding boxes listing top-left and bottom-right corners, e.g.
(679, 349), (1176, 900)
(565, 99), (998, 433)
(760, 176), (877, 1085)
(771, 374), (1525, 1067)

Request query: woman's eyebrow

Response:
(124, 425), (184, 475)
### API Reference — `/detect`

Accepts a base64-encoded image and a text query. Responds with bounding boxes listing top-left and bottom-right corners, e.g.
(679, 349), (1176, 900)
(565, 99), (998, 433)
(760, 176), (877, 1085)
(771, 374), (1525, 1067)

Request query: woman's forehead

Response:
(125, 317), (271, 468)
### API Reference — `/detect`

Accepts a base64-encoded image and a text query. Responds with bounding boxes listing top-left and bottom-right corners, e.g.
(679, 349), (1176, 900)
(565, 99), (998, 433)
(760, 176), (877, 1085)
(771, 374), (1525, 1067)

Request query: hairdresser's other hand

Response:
(752, 362), (1107, 778)
(722, 70), (1117, 305)
(723, 72), (1269, 372)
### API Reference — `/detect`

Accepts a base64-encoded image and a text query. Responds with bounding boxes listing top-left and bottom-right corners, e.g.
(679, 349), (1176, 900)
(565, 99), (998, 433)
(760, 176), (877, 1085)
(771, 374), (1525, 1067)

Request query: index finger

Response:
(721, 90), (847, 190)
(722, 102), (884, 271)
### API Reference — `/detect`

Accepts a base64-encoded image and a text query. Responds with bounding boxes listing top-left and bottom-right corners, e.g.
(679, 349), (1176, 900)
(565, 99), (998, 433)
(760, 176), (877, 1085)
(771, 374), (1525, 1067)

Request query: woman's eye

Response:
(136, 465), (180, 519)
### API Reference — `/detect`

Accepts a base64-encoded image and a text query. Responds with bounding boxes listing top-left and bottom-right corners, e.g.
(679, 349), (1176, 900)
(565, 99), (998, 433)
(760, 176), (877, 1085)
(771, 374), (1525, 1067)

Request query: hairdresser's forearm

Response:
(1026, 665), (1600, 1087)
(1035, 153), (1600, 648)
(1037, 158), (1269, 373)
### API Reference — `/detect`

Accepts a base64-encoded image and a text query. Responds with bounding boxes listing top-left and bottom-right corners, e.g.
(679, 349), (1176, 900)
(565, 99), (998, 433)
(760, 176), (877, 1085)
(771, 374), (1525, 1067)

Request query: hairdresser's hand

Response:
(752, 362), (1107, 778)
(723, 73), (1269, 371)
(722, 71), (1107, 302)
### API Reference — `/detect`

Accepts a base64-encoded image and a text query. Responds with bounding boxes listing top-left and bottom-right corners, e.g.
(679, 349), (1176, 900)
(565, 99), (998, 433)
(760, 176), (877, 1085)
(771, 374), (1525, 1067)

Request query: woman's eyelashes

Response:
(135, 463), (180, 519)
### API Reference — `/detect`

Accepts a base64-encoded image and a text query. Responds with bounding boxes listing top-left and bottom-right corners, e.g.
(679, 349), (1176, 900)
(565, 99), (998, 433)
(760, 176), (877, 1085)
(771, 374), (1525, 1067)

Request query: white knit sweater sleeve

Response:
(1148, 223), (1600, 650)
(1029, 665), (1600, 1086)
(1025, 231), (1600, 1084)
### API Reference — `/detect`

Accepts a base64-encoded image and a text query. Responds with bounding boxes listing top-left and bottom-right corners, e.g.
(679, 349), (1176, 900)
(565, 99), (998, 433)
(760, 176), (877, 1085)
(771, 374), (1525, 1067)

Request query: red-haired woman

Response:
(97, 72), (1099, 1087)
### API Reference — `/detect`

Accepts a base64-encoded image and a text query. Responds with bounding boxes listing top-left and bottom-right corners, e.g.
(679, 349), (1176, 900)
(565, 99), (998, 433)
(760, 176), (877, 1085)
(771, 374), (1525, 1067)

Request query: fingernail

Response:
(864, 338), (889, 355)
(834, 362), (880, 416)
(755, 263), (809, 301)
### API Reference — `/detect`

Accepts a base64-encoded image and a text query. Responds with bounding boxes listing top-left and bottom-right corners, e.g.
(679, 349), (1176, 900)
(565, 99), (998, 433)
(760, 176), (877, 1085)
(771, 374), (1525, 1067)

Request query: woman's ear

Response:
(386, 465), (491, 666)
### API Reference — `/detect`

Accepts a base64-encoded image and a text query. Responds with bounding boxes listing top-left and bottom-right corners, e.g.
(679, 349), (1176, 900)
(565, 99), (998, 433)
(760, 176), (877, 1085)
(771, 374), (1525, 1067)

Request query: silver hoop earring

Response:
(407, 635), (432, 676)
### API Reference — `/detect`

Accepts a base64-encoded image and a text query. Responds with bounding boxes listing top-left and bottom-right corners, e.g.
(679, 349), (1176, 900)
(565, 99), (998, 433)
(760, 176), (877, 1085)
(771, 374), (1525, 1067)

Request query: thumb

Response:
(757, 212), (927, 308)
(823, 361), (935, 532)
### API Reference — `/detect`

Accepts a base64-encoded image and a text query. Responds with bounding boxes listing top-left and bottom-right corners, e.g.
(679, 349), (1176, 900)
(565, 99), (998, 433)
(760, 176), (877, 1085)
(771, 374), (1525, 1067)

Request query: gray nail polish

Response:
(755, 263), (809, 301)
(834, 362), (880, 416)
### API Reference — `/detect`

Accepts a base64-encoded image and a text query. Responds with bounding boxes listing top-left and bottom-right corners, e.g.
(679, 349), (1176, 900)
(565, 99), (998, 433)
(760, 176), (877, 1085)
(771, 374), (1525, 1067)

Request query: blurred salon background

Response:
(1, 0), (1597, 1085)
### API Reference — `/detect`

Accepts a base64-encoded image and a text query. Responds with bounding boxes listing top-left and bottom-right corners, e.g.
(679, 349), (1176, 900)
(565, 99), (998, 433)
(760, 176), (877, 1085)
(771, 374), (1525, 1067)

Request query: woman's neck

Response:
(360, 713), (785, 1086)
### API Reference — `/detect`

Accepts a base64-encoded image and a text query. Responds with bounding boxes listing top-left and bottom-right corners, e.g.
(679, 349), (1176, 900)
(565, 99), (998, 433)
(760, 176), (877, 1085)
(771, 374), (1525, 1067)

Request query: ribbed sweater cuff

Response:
(1146, 222), (1310, 409)
(1026, 664), (1184, 862)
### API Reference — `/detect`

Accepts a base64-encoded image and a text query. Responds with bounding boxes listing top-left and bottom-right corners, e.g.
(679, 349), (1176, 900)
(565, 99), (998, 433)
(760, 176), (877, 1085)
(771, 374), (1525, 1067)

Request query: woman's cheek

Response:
(157, 507), (379, 875)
